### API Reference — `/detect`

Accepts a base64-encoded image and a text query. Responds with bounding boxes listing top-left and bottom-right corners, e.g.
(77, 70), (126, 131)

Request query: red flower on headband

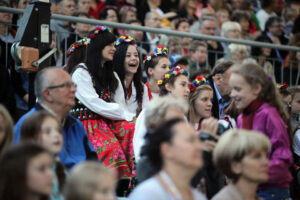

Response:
(90, 34), (95, 39)
(189, 83), (196, 92)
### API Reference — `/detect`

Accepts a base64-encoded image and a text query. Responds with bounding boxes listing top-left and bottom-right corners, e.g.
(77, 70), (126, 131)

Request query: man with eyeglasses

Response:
(51, 0), (76, 45)
(14, 67), (96, 170)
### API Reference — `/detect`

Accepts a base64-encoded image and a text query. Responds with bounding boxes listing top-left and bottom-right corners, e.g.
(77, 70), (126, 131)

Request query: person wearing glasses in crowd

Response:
(14, 67), (96, 170)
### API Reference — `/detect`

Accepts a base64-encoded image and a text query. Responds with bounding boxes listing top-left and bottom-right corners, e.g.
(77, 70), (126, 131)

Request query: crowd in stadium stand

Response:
(1, 0), (300, 199)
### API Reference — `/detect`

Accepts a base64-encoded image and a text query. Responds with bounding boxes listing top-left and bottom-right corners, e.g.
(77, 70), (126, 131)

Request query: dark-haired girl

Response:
(65, 38), (90, 74)
(134, 66), (190, 163)
(143, 46), (172, 100)
(113, 35), (150, 116)
(129, 118), (206, 200)
(20, 111), (65, 200)
(0, 143), (54, 200)
(71, 25), (136, 196)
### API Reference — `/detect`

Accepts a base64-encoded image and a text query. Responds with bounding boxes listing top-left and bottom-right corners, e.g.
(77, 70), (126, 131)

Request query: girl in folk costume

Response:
(188, 76), (213, 131)
(134, 66), (190, 163)
(65, 38), (90, 74)
(113, 35), (150, 116)
(229, 63), (293, 200)
(71, 25), (136, 196)
(143, 46), (172, 100)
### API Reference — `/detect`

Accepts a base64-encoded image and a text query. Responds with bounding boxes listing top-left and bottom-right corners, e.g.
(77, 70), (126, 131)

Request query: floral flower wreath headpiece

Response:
(188, 76), (210, 92)
(114, 35), (136, 47)
(67, 38), (90, 55)
(277, 82), (289, 93)
(144, 45), (168, 63)
(157, 65), (189, 86)
(89, 25), (110, 39)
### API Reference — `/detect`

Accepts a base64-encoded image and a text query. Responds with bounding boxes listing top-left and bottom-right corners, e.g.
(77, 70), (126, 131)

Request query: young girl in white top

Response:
(143, 46), (172, 100)
(113, 35), (150, 116)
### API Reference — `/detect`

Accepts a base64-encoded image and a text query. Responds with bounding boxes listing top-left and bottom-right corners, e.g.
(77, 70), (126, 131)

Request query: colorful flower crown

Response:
(89, 25), (110, 39)
(67, 38), (90, 55)
(277, 82), (289, 93)
(188, 76), (210, 92)
(144, 45), (168, 63)
(157, 65), (189, 86)
(115, 35), (136, 47)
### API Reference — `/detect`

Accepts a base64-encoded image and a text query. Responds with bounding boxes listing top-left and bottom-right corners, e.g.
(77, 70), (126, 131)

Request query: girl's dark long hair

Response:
(144, 118), (184, 172)
(113, 43), (144, 104)
(85, 31), (118, 97)
(65, 45), (87, 74)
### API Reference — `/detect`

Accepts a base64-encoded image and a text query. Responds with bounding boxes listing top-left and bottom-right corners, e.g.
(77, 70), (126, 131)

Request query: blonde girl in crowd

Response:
(188, 76), (213, 131)
(64, 161), (117, 200)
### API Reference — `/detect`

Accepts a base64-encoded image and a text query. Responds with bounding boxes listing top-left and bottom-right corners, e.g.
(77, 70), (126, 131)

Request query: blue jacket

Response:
(14, 103), (96, 170)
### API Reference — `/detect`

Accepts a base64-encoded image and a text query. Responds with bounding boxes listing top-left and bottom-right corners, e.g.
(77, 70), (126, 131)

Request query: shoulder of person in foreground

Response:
(128, 176), (167, 200)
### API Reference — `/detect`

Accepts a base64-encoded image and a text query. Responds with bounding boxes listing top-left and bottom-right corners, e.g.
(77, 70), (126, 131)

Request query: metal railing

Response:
(1, 6), (300, 85)
(1, 6), (300, 52)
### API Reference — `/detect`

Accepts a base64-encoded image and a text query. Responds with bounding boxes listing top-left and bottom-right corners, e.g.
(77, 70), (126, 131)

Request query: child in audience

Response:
(65, 38), (90, 74)
(288, 87), (300, 131)
(143, 46), (172, 100)
(0, 143), (54, 200)
(113, 35), (149, 116)
(289, 87), (300, 200)
(0, 104), (13, 155)
(229, 63), (292, 199)
(188, 76), (213, 131)
(20, 111), (65, 200)
(134, 65), (190, 163)
(64, 161), (116, 200)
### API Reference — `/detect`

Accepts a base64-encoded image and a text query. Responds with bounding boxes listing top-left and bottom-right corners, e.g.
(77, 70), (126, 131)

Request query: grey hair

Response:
(198, 16), (217, 27)
(145, 11), (155, 21)
(145, 96), (188, 129)
(34, 67), (61, 102)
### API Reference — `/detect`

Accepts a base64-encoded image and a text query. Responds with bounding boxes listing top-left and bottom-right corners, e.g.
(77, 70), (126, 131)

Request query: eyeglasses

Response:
(47, 81), (77, 90)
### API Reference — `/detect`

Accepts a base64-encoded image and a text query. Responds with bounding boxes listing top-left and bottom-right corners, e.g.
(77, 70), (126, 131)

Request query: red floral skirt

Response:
(80, 117), (136, 181)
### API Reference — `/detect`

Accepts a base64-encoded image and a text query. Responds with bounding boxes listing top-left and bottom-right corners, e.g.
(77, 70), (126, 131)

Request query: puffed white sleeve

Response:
(142, 83), (150, 110)
(72, 68), (135, 121)
(133, 109), (147, 162)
